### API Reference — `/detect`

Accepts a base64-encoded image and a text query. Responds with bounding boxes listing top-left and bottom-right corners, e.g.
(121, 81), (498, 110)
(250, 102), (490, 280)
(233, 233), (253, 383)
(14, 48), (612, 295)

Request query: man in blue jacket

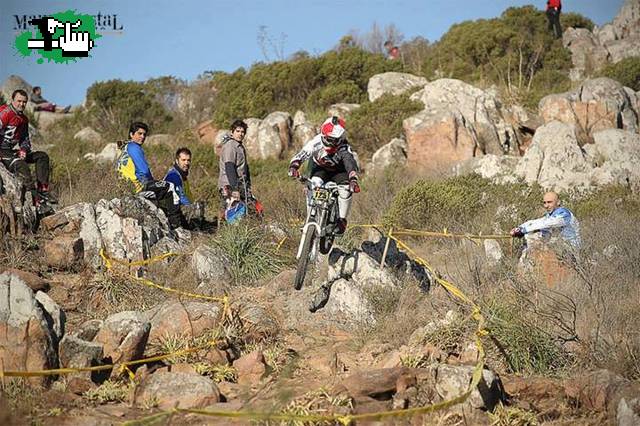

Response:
(511, 191), (581, 249)
(164, 147), (192, 206)
(116, 122), (185, 229)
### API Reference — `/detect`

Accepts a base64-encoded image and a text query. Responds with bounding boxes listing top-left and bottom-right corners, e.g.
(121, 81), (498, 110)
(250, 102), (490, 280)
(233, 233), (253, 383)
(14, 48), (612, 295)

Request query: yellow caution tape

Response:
(122, 229), (490, 426)
(2, 340), (219, 378)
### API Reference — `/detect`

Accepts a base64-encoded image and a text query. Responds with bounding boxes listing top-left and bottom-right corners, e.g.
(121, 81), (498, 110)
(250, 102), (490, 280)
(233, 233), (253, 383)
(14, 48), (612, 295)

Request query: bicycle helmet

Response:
(320, 116), (346, 151)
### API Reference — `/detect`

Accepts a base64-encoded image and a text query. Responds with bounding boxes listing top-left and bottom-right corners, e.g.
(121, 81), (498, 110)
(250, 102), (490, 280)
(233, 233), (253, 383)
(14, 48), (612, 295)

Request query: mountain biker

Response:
(116, 121), (186, 229)
(0, 89), (56, 211)
(287, 116), (360, 234)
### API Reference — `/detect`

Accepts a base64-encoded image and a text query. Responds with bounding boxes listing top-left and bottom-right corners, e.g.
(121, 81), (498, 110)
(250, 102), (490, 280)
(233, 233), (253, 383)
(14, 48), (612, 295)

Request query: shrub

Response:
(420, 6), (577, 105)
(211, 47), (401, 126)
(484, 297), (572, 374)
(348, 93), (423, 158)
(382, 174), (543, 233)
(599, 57), (640, 91)
(562, 12), (595, 31)
(85, 79), (173, 140)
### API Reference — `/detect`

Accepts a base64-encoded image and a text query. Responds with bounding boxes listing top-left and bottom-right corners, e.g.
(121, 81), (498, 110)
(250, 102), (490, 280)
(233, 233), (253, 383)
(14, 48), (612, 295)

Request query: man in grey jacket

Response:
(218, 119), (252, 220)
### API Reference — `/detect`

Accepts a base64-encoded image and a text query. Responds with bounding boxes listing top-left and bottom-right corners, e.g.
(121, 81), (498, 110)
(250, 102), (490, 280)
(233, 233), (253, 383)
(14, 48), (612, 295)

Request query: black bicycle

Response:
(294, 178), (341, 290)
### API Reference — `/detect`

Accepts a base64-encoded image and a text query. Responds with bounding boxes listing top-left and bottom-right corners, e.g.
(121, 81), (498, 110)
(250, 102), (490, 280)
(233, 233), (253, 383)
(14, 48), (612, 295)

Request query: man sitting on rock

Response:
(116, 121), (185, 229)
(30, 86), (70, 113)
(164, 147), (205, 228)
(0, 89), (56, 211)
(511, 191), (581, 250)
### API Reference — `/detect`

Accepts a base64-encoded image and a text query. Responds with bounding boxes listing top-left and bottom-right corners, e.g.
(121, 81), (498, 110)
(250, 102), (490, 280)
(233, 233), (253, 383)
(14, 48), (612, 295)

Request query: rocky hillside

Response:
(1, 2), (640, 425)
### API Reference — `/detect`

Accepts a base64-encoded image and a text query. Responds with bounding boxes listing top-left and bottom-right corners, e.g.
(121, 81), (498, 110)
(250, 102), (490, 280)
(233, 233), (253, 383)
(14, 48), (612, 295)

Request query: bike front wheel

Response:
(294, 227), (317, 290)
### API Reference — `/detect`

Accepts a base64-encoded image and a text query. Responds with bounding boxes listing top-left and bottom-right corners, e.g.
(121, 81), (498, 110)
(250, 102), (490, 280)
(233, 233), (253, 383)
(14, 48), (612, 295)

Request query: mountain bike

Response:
(294, 178), (341, 290)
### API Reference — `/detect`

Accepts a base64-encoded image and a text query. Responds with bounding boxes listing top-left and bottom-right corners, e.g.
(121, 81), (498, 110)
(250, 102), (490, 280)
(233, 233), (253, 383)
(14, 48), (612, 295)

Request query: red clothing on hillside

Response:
(0, 104), (31, 153)
(547, 0), (561, 11)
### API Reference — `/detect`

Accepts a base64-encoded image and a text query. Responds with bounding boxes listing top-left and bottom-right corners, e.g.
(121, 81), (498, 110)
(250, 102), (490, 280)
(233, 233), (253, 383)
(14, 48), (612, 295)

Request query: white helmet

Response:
(320, 116), (346, 149)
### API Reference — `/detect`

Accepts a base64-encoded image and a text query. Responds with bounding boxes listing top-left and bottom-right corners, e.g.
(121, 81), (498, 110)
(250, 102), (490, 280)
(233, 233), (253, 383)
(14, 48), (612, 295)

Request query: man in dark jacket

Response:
(546, 0), (562, 39)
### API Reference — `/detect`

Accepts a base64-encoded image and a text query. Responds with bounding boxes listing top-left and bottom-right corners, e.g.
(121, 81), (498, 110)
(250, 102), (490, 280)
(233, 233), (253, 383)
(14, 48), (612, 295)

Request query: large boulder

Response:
(589, 129), (640, 190)
(83, 142), (119, 164)
(96, 197), (166, 264)
(562, 28), (610, 82)
(338, 364), (502, 412)
(0, 162), (37, 233)
(327, 103), (361, 118)
(248, 112), (292, 159)
(93, 311), (150, 364)
(134, 371), (220, 409)
(293, 122), (317, 148)
(191, 244), (229, 282)
(0, 272), (59, 385)
(321, 238), (432, 323)
(367, 72), (428, 102)
(539, 78), (639, 136)
(1, 75), (32, 102)
(144, 300), (222, 351)
(40, 202), (103, 267)
(195, 120), (218, 145)
(73, 127), (102, 144)
(515, 121), (592, 192)
(404, 79), (519, 175)
(145, 134), (173, 146)
(366, 138), (407, 174)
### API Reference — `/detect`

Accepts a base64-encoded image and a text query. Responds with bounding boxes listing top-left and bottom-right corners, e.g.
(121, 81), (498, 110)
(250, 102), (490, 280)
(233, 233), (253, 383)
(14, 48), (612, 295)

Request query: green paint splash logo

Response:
(14, 10), (101, 64)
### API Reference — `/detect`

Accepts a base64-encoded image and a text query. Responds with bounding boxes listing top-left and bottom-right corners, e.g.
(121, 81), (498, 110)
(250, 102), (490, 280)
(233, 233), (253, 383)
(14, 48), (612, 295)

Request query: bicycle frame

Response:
(296, 180), (339, 260)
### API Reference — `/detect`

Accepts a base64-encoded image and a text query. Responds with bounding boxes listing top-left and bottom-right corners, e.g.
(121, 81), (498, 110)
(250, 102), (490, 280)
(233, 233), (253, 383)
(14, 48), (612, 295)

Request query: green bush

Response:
(382, 174), (543, 232)
(211, 47), (401, 126)
(562, 12), (595, 31)
(85, 79), (173, 140)
(599, 57), (640, 91)
(420, 6), (576, 106)
(348, 93), (423, 158)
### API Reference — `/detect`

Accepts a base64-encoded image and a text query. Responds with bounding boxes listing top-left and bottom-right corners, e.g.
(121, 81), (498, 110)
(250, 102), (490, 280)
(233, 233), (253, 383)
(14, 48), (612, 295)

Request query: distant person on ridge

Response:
(546, 0), (562, 39)
(0, 89), (57, 212)
(116, 121), (185, 229)
(30, 86), (71, 113)
(384, 40), (400, 60)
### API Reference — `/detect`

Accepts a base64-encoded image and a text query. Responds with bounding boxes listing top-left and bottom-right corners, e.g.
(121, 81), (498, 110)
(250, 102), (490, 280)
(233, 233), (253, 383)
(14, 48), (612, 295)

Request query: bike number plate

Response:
(313, 189), (329, 201)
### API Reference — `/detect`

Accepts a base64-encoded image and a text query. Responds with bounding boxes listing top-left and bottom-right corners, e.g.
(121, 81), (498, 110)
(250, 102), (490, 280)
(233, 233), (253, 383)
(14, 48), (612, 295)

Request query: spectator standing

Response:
(546, 0), (562, 39)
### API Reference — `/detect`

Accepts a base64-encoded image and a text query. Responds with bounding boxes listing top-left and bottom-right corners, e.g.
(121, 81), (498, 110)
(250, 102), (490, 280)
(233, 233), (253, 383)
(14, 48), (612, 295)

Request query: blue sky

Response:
(0, 0), (625, 106)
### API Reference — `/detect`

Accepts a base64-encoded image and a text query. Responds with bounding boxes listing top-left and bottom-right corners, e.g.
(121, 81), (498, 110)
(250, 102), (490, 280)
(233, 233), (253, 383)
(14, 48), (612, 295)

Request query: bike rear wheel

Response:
(294, 227), (316, 290)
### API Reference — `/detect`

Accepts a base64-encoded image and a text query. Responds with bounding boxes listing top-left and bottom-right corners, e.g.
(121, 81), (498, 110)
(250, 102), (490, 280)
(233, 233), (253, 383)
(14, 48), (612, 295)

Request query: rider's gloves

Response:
(288, 161), (301, 178)
(349, 178), (361, 193)
(17, 149), (27, 159)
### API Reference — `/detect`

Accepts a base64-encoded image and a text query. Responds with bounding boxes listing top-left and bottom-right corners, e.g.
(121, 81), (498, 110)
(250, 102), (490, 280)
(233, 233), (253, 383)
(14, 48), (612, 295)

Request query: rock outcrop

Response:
(466, 124), (640, 193)
(40, 197), (188, 268)
(539, 78), (639, 137)
(404, 79), (520, 174)
(0, 272), (60, 385)
(367, 72), (428, 102)
(366, 138), (408, 174)
(564, 0), (640, 80)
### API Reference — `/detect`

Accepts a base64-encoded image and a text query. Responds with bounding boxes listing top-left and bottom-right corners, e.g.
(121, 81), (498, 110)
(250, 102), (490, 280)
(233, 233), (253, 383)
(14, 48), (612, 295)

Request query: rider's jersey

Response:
(290, 135), (359, 175)
(0, 104), (31, 153)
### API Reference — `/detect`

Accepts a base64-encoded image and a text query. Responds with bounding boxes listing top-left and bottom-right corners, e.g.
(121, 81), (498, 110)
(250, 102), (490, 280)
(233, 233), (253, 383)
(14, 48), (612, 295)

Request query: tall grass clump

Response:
(213, 222), (288, 285)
